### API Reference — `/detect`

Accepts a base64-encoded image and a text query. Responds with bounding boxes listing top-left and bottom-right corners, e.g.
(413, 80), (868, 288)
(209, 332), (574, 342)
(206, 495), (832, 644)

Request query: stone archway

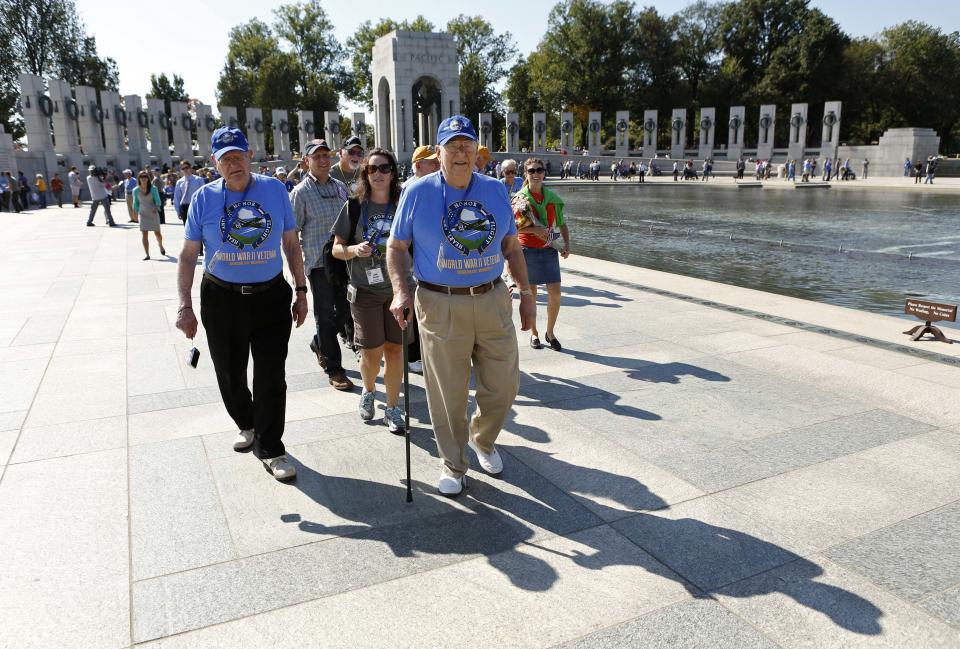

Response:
(412, 76), (442, 147)
(376, 77), (392, 150)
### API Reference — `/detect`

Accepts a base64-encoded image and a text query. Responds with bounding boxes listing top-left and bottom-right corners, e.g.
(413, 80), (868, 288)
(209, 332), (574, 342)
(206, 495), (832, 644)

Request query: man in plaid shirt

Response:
(290, 139), (354, 391)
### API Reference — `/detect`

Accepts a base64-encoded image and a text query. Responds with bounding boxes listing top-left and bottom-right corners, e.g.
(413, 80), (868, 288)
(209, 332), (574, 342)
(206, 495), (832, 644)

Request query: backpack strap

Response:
(347, 198), (360, 245)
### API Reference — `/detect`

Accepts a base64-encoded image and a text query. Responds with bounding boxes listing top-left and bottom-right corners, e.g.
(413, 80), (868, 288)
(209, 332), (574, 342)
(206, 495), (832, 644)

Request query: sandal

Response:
(530, 336), (542, 349)
(545, 334), (562, 351)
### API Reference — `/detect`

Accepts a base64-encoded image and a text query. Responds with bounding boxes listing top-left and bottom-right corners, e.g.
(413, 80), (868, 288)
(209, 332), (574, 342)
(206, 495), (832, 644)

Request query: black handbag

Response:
(323, 198), (360, 286)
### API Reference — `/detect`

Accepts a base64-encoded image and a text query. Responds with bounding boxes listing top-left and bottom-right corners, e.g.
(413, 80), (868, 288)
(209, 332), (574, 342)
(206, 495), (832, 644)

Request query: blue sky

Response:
(74, 0), (960, 113)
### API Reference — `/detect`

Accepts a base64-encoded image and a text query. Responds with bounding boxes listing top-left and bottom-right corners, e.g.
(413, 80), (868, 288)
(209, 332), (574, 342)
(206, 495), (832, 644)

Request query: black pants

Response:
(178, 204), (189, 222)
(200, 276), (292, 459)
(88, 197), (115, 224)
(308, 267), (349, 375)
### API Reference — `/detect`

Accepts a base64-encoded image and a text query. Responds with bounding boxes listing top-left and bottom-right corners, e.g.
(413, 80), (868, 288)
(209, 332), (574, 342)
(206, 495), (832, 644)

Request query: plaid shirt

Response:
(289, 173), (349, 270)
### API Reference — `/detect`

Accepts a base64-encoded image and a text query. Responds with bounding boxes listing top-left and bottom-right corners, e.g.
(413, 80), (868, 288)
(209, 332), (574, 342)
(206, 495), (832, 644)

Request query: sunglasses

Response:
(504, 170), (516, 175)
(526, 167), (545, 174)
(366, 163), (394, 175)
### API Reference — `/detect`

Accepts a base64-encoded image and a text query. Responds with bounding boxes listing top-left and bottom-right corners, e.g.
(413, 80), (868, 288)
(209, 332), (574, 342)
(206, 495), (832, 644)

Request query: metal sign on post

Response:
(903, 299), (957, 343)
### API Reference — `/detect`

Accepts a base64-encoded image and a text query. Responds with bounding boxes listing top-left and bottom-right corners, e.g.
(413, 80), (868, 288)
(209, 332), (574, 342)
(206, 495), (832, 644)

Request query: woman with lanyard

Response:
(332, 148), (411, 434)
(514, 157), (570, 350)
(132, 170), (165, 260)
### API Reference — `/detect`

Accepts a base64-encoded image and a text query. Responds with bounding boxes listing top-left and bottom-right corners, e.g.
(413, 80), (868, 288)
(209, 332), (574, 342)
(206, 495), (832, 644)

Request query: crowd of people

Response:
(168, 116), (569, 495)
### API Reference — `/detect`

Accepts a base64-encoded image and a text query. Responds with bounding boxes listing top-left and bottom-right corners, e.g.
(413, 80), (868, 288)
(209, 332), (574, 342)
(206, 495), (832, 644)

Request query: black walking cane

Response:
(402, 308), (413, 502)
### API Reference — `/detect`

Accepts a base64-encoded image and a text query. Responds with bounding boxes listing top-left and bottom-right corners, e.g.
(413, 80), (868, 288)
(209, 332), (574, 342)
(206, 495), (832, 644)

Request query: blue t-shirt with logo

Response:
(184, 174), (296, 283)
(391, 171), (516, 286)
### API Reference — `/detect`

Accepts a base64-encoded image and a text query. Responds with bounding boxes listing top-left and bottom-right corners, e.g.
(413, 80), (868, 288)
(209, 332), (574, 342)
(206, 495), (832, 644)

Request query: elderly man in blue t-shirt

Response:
(387, 115), (536, 496)
(175, 127), (309, 481)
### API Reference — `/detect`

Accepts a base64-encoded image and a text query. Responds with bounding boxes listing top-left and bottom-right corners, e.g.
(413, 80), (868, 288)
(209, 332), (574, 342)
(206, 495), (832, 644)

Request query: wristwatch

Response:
(519, 288), (533, 296)
(295, 285), (308, 294)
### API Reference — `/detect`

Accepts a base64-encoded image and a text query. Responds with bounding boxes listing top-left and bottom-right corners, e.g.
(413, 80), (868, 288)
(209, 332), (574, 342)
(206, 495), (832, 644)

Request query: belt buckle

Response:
(241, 285), (253, 295)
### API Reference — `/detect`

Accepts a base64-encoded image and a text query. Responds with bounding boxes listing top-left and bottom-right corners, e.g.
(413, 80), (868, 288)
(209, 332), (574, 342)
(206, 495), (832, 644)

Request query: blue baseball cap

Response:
(437, 115), (477, 146)
(211, 126), (249, 160)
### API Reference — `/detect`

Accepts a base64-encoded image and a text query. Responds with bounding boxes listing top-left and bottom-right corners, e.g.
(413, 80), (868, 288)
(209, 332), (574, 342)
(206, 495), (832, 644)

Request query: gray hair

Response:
(500, 158), (518, 172)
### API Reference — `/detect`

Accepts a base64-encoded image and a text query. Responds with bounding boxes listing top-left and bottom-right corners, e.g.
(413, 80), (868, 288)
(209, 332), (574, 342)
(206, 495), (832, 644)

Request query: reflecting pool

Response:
(562, 184), (960, 328)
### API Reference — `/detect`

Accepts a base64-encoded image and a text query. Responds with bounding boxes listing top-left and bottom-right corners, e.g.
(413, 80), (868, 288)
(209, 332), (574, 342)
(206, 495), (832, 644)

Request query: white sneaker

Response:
(468, 440), (504, 475)
(383, 405), (405, 434)
(438, 473), (465, 496)
(408, 360), (423, 374)
(262, 455), (297, 481)
(232, 428), (254, 451)
(358, 389), (375, 421)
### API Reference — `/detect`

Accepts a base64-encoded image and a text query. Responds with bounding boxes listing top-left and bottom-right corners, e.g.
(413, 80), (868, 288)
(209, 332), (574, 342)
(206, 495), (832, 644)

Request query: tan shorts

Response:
(351, 288), (402, 349)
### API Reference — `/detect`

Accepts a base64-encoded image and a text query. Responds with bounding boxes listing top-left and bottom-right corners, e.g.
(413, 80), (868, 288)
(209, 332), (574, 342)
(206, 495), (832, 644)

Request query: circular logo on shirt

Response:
(220, 200), (273, 249)
(443, 200), (496, 256)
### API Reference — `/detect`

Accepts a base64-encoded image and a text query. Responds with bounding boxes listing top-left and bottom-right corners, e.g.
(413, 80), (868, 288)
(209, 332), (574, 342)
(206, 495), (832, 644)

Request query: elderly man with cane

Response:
(387, 115), (536, 496)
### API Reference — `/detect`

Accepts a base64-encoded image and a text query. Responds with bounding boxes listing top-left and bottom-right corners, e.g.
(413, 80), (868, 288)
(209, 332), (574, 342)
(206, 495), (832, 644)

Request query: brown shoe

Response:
(329, 372), (355, 391)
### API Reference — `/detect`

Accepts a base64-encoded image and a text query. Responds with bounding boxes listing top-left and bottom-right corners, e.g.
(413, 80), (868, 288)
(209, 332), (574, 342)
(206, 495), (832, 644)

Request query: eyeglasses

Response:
(503, 170), (516, 175)
(347, 149), (363, 157)
(366, 163), (394, 175)
(526, 167), (545, 174)
(442, 141), (478, 154)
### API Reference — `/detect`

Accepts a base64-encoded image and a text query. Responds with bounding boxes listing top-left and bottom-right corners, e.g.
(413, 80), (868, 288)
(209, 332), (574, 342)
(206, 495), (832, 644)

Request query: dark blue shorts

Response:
(523, 246), (561, 286)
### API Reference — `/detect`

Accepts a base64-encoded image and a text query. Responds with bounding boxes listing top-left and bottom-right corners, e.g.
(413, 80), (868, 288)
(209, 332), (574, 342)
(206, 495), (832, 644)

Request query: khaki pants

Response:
(126, 193), (137, 222)
(416, 282), (519, 478)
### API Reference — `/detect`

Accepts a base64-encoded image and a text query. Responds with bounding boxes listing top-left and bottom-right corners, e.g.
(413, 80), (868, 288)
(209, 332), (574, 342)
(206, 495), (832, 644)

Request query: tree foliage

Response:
(343, 16), (434, 109)
(216, 5), (342, 152)
(445, 15), (518, 127)
(1, 0), (117, 138)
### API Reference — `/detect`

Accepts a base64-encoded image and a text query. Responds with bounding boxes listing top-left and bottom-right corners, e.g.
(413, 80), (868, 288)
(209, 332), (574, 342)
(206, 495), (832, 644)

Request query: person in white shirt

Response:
(85, 166), (116, 226)
(173, 161), (206, 222)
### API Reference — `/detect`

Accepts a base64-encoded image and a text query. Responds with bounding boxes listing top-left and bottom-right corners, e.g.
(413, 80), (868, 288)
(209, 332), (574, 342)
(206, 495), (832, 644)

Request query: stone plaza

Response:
(1, 207), (959, 647)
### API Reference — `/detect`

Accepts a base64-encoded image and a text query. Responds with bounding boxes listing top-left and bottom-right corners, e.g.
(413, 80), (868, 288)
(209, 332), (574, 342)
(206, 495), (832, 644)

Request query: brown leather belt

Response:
(203, 272), (285, 295)
(418, 278), (501, 296)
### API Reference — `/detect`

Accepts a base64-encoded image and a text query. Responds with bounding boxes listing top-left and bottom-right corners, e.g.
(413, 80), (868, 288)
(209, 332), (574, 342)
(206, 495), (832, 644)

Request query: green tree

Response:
(504, 56), (541, 149)
(876, 21), (960, 151)
(674, 0), (723, 106)
(445, 15), (518, 124)
(0, 0), (117, 138)
(273, 0), (345, 96)
(529, 0), (644, 147)
(718, 0), (847, 105)
(343, 16), (434, 108)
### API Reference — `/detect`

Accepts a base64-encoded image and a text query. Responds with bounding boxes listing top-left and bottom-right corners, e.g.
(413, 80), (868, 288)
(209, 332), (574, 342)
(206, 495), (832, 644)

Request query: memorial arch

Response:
(371, 30), (460, 162)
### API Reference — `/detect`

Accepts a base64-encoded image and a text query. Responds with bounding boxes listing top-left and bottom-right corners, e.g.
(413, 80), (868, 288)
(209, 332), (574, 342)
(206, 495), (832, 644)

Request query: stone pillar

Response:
(642, 110), (658, 159)
(168, 101), (192, 161)
(220, 106), (239, 129)
(297, 110), (315, 154)
(48, 79), (81, 159)
(395, 98), (411, 160)
(478, 112), (493, 150)
(615, 110), (629, 156)
(727, 106), (745, 161)
(559, 112), (573, 153)
(194, 103), (215, 159)
(245, 108), (265, 158)
(0, 124), (16, 175)
(124, 95), (149, 168)
(506, 112), (519, 152)
(698, 107), (716, 160)
(352, 112), (366, 148)
(587, 111), (602, 151)
(324, 111), (342, 150)
(17, 74), (57, 189)
(820, 100), (842, 160)
(271, 109), (290, 158)
(99, 90), (125, 167)
(670, 108), (686, 159)
(145, 97), (172, 167)
(532, 112), (547, 152)
(74, 85), (106, 167)
(787, 103), (808, 161)
(757, 104), (776, 160)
